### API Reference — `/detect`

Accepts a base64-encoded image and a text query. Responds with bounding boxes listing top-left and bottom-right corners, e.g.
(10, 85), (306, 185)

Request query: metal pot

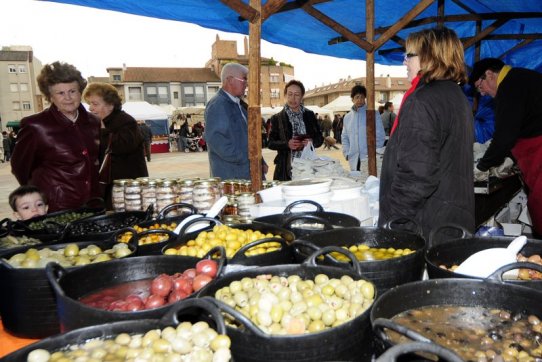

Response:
(371, 278), (542, 361)
(1, 298), (227, 361)
(293, 219), (426, 295)
(426, 224), (542, 290)
(254, 200), (361, 238)
(198, 247), (376, 362)
(0, 239), (137, 338)
(45, 246), (226, 332)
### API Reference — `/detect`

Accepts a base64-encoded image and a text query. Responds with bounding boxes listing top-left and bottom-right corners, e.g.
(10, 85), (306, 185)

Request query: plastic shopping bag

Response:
(299, 141), (316, 160)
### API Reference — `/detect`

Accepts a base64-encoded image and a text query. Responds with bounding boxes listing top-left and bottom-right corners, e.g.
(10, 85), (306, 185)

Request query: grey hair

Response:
(221, 63), (248, 83)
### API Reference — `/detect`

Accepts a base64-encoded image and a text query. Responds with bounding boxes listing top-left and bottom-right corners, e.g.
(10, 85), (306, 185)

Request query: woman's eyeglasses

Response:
(403, 53), (418, 61)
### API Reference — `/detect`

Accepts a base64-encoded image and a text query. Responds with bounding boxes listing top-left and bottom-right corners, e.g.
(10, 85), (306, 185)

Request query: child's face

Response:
(14, 193), (48, 220)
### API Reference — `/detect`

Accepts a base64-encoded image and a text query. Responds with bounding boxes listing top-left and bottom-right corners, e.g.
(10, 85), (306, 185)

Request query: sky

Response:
(0, 0), (406, 90)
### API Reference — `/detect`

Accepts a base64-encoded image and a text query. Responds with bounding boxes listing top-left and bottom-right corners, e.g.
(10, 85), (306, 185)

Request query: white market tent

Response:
(177, 106), (206, 115)
(323, 96), (353, 113)
(123, 101), (168, 120)
(305, 105), (334, 119)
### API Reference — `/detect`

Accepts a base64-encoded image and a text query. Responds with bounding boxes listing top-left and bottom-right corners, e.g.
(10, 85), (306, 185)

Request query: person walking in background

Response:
(470, 58), (542, 235)
(378, 27), (475, 241)
(2, 131), (10, 162)
(321, 114), (332, 137)
(179, 119), (190, 153)
(341, 85), (386, 171)
(381, 101), (396, 137)
(204, 62), (251, 179)
(267, 80), (323, 181)
(11, 61), (101, 212)
(84, 82), (148, 208)
(138, 120), (153, 162)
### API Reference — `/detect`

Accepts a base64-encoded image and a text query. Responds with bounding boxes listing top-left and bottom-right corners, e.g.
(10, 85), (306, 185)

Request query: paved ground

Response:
(0, 145), (362, 220)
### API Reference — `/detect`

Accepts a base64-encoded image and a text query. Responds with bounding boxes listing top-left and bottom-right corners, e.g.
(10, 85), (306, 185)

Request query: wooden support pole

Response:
(248, 0), (263, 192)
(366, 0), (377, 177)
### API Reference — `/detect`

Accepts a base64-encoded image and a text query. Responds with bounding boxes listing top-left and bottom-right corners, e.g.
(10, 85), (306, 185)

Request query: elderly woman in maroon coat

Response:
(84, 82), (148, 209)
(11, 61), (101, 212)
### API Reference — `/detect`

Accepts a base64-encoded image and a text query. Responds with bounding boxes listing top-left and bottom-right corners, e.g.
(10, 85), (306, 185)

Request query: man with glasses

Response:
(204, 62), (251, 179)
(470, 58), (542, 235)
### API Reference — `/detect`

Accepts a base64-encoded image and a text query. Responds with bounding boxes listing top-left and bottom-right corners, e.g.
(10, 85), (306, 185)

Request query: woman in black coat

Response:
(378, 27), (475, 241)
(267, 80), (323, 181)
(84, 82), (148, 208)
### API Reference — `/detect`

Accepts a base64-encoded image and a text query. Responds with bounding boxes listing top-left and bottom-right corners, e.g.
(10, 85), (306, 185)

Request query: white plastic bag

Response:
(299, 141), (316, 160)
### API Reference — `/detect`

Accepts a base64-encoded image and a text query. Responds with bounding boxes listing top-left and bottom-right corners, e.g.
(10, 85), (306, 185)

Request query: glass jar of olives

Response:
(193, 179), (220, 214)
(112, 179), (129, 212)
(177, 178), (197, 206)
(237, 192), (256, 218)
(141, 179), (157, 215)
(156, 179), (176, 215)
(124, 180), (142, 211)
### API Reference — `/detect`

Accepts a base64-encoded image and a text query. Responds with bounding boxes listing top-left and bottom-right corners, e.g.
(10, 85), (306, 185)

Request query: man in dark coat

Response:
(138, 120), (153, 162)
(471, 58), (542, 235)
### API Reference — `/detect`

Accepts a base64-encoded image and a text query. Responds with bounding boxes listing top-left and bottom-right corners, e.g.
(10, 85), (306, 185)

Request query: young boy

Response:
(9, 185), (48, 220)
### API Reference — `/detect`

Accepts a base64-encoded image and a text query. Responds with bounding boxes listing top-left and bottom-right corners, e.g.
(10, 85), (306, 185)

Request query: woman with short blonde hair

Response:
(379, 27), (475, 241)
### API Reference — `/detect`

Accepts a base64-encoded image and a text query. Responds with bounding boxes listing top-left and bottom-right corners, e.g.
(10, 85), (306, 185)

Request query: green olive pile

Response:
(0, 234), (41, 250)
(27, 322), (232, 362)
(214, 274), (375, 335)
(331, 244), (415, 261)
(67, 215), (144, 236)
(28, 211), (96, 230)
(4, 243), (132, 268)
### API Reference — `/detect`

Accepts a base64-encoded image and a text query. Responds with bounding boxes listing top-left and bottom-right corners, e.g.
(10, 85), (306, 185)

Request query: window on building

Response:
(22, 102), (31, 110)
(270, 88), (280, 99)
(158, 86), (168, 96)
(20, 83), (28, 92)
(8, 64), (16, 73)
(113, 74), (121, 81)
(128, 87), (142, 101)
(10, 83), (18, 92)
(184, 86), (194, 95)
(185, 102), (195, 106)
(147, 86), (157, 95)
(397, 81), (404, 85)
(195, 86), (204, 95)
(18, 65), (27, 73)
(270, 73), (280, 83)
(12, 101), (20, 110)
(173, 91), (179, 99)
(207, 86), (219, 98)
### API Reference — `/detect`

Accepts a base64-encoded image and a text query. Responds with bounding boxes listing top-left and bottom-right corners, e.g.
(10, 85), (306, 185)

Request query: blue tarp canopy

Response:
(43, 0), (542, 70)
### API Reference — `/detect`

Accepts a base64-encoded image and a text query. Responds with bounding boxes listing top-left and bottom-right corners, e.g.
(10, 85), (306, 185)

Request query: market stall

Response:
(122, 101), (170, 153)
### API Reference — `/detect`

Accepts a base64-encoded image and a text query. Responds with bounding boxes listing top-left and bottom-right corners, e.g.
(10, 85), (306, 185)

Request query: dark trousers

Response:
(144, 142), (151, 161)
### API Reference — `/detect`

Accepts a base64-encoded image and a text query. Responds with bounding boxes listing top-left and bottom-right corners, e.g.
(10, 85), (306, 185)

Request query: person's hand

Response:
(474, 165), (489, 181)
(491, 157), (515, 178)
(302, 138), (312, 147)
(288, 138), (303, 150)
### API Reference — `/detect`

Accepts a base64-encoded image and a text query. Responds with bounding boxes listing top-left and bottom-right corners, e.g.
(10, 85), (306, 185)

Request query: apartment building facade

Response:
(0, 46), (43, 131)
(304, 75), (409, 107)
